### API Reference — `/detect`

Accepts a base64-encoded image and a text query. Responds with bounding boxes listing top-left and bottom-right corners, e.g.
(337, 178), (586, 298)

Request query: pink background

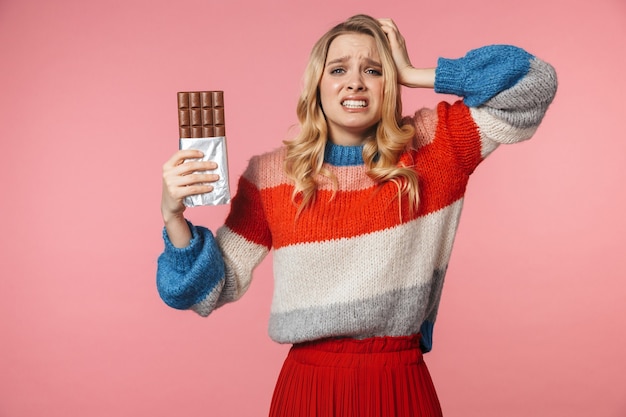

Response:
(1, 0), (625, 416)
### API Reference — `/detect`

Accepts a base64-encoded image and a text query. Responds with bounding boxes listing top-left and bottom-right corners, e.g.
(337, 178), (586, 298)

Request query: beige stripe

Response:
(243, 146), (377, 192)
(217, 226), (269, 300)
(270, 199), (464, 313)
(189, 227), (269, 315)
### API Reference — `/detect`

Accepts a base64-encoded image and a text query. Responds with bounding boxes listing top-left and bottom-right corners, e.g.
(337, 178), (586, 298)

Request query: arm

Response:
(379, 18), (557, 158)
(157, 153), (272, 317)
(161, 149), (220, 247)
(435, 44), (558, 155)
(157, 149), (226, 314)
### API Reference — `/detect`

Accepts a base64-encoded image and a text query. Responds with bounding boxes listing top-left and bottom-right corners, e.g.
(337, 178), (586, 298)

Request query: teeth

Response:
(342, 100), (367, 108)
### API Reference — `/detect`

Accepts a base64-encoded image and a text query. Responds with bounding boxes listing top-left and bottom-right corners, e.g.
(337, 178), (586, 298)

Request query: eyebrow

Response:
(325, 56), (382, 68)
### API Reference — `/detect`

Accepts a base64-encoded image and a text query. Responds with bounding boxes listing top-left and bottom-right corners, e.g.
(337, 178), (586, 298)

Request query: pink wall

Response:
(1, 0), (625, 416)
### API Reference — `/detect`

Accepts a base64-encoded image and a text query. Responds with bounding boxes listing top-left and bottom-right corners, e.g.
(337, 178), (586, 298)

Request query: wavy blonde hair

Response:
(284, 14), (419, 216)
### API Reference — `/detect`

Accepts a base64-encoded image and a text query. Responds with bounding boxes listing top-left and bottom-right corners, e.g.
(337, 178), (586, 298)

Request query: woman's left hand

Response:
(378, 18), (435, 89)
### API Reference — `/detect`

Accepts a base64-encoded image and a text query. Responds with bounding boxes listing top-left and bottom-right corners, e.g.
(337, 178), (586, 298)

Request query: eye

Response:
(365, 68), (382, 76)
(330, 67), (346, 75)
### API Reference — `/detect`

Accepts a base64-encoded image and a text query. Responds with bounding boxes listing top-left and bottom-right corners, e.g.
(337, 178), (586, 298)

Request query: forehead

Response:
(326, 33), (379, 61)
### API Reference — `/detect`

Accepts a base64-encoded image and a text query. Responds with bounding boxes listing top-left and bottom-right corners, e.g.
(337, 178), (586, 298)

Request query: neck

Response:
(329, 136), (364, 146)
(327, 126), (376, 146)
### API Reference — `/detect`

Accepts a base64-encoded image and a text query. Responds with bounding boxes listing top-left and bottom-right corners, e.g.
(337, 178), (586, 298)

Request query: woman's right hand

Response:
(161, 149), (220, 222)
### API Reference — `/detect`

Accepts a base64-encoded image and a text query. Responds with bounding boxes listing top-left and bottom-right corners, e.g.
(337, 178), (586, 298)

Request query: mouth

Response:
(341, 99), (368, 109)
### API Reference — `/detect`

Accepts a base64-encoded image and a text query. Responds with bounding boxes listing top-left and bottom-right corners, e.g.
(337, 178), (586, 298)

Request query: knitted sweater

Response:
(157, 45), (557, 352)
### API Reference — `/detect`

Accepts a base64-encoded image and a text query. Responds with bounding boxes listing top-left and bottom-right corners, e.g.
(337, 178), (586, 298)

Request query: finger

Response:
(378, 20), (404, 46)
(166, 161), (218, 180)
(163, 171), (220, 196)
(163, 164), (216, 192)
(176, 172), (221, 187)
(377, 18), (399, 33)
(167, 183), (215, 201)
(163, 149), (204, 170)
(165, 165), (220, 185)
(177, 160), (218, 175)
(163, 174), (219, 200)
(182, 184), (214, 196)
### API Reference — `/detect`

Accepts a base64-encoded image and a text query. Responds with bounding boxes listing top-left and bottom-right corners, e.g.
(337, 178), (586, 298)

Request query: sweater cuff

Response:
(434, 56), (466, 97)
(161, 221), (212, 273)
(157, 222), (225, 310)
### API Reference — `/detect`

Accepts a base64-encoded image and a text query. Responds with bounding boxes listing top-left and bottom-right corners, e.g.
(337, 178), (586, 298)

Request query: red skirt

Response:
(268, 334), (442, 417)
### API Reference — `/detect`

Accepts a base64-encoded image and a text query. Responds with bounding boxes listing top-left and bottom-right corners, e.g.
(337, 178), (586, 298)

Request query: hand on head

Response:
(377, 18), (414, 86)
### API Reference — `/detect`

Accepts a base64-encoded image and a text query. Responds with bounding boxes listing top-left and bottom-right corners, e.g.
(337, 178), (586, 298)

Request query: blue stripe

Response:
(435, 44), (533, 107)
(324, 141), (364, 166)
(157, 224), (225, 309)
(419, 320), (435, 353)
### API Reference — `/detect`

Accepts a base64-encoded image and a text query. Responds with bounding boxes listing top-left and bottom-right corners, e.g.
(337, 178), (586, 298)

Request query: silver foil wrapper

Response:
(179, 137), (231, 206)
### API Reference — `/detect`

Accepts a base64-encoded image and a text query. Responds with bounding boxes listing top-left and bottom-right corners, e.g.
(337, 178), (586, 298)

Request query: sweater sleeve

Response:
(156, 156), (273, 317)
(156, 221), (226, 315)
(434, 44), (558, 158)
(210, 163), (273, 311)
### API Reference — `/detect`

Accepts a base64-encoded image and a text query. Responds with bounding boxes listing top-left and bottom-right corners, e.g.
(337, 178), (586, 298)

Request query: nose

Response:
(347, 72), (365, 91)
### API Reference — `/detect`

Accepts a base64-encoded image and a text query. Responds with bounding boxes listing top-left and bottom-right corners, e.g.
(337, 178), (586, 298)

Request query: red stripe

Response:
(411, 101), (482, 214)
(433, 100), (483, 174)
(261, 182), (406, 248)
(224, 175), (272, 248)
(228, 100), (482, 249)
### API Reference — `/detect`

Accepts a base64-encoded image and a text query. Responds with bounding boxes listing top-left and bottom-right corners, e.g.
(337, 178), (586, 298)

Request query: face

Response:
(319, 33), (384, 146)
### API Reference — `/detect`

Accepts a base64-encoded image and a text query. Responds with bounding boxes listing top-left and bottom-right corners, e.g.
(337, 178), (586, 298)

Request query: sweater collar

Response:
(324, 141), (364, 166)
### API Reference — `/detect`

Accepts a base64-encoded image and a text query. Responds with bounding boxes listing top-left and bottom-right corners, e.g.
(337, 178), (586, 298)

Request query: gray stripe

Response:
(191, 279), (225, 317)
(481, 58), (558, 129)
(268, 269), (446, 344)
(422, 268), (447, 322)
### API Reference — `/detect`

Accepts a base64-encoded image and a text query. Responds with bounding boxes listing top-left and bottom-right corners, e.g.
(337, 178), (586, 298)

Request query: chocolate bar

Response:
(177, 90), (230, 206)
(178, 91), (225, 138)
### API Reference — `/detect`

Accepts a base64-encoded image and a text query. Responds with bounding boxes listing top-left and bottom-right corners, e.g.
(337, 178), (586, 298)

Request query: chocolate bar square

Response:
(177, 91), (225, 138)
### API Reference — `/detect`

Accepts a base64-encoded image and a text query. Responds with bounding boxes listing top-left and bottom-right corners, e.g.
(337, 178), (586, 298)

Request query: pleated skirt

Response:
(268, 334), (443, 417)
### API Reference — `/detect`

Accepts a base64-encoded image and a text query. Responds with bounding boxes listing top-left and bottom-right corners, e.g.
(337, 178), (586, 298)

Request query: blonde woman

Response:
(158, 14), (557, 417)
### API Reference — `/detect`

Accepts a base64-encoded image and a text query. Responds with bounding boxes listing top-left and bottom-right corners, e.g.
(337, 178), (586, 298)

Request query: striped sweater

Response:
(157, 45), (557, 352)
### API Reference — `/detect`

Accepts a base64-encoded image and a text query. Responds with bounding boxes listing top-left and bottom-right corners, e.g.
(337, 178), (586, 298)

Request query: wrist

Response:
(434, 57), (464, 96)
(162, 209), (186, 226)
(401, 67), (436, 89)
(162, 213), (193, 248)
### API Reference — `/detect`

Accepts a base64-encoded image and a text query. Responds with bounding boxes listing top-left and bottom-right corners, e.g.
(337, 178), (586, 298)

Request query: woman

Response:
(158, 14), (557, 417)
